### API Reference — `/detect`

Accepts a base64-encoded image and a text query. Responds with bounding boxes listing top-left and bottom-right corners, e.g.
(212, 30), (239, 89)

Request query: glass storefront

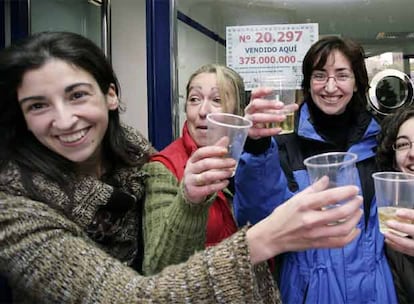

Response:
(2, 0), (414, 144)
(174, 0), (414, 133)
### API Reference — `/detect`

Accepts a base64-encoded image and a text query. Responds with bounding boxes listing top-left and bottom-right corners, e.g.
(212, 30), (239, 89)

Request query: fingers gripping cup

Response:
(258, 74), (297, 133)
(206, 113), (252, 176)
(304, 152), (358, 210)
(372, 172), (414, 236)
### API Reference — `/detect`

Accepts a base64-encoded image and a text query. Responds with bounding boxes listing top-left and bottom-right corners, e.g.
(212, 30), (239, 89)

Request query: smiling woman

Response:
(18, 60), (119, 172)
(0, 31), (156, 302)
(234, 36), (398, 304)
(0, 31), (280, 304)
(308, 50), (357, 115)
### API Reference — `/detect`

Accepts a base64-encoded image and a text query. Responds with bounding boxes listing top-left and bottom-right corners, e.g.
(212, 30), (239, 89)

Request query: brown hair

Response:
(302, 36), (369, 110)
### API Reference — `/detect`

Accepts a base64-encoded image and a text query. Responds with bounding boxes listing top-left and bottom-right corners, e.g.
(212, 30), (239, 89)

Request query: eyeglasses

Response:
(311, 71), (354, 84)
(392, 137), (414, 151)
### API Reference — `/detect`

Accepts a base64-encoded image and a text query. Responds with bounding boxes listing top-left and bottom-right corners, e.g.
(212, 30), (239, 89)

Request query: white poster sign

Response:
(226, 23), (319, 90)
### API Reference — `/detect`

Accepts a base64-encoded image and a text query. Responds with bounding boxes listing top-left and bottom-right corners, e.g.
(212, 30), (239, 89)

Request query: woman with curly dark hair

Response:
(376, 105), (414, 304)
(377, 106), (414, 171)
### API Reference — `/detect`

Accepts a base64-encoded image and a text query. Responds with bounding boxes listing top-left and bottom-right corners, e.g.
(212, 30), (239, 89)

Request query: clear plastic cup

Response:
(258, 74), (297, 114)
(304, 152), (358, 210)
(258, 74), (297, 133)
(207, 113), (252, 176)
(372, 171), (414, 236)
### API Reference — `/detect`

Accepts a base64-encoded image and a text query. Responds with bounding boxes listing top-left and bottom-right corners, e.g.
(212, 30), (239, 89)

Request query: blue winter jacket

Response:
(234, 103), (397, 304)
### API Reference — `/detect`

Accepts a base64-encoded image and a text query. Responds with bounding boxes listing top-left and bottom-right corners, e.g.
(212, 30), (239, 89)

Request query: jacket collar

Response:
(297, 102), (380, 162)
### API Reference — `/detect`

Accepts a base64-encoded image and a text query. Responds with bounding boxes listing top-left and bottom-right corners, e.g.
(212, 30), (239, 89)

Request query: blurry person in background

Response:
(377, 105), (414, 304)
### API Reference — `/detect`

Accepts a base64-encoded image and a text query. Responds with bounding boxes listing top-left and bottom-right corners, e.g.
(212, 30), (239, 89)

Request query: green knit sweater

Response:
(0, 192), (280, 303)
(142, 161), (219, 275)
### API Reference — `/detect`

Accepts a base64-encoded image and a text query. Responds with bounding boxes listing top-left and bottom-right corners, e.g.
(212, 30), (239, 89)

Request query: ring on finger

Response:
(195, 173), (205, 186)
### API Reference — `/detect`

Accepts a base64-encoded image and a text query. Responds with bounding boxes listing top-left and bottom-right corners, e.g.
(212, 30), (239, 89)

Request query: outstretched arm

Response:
(0, 192), (277, 304)
(0, 178), (362, 303)
(246, 178), (363, 263)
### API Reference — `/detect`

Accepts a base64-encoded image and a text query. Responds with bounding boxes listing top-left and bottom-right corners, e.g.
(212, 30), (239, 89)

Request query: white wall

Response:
(111, 0), (148, 137)
(176, 2), (226, 133)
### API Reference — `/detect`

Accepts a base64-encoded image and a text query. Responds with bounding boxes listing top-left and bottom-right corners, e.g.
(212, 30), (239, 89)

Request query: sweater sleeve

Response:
(142, 161), (216, 275)
(0, 192), (280, 304)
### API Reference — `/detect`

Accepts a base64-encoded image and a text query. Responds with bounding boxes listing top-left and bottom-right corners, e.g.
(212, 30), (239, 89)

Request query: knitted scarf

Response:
(150, 122), (238, 247)
(0, 126), (154, 268)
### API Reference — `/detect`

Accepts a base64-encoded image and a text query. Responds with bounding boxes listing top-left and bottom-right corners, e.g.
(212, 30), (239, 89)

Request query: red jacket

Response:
(150, 122), (238, 247)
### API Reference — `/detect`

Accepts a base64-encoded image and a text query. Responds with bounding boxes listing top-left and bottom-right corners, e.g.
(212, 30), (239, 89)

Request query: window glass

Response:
(31, 0), (101, 47)
(175, 0), (414, 131)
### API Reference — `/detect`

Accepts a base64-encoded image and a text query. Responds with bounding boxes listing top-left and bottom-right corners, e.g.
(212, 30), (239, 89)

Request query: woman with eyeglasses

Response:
(377, 105), (414, 304)
(234, 36), (397, 303)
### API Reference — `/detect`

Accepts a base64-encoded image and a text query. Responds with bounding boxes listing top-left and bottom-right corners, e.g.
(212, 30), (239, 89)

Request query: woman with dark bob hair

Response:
(0, 31), (363, 303)
(234, 36), (398, 303)
(376, 105), (414, 304)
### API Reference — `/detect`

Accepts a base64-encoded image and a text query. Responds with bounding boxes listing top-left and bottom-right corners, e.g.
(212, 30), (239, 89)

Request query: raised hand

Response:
(182, 137), (236, 204)
(246, 176), (363, 264)
(384, 208), (414, 256)
(244, 86), (299, 140)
